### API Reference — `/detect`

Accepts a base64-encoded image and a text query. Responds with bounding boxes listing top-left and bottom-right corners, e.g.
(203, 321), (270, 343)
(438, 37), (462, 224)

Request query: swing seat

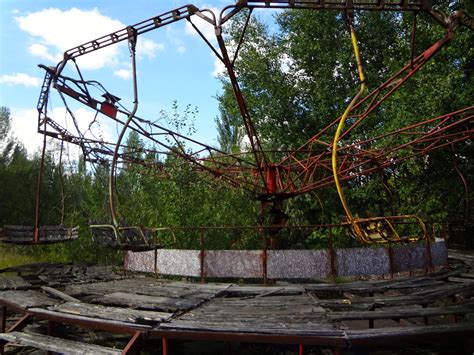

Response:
(90, 224), (164, 251)
(1, 225), (79, 244)
(346, 215), (426, 244)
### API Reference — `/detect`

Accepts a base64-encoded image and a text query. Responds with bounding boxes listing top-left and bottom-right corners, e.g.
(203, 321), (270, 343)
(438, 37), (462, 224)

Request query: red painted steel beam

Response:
(151, 329), (347, 347)
(7, 314), (32, 333)
(122, 331), (143, 355)
(26, 309), (148, 334)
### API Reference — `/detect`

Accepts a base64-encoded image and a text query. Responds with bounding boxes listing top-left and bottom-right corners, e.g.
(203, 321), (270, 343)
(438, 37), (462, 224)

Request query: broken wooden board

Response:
(0, 331), (121, 354)
(0, 263), (123, 289)
(0, 290), (60, 310)
(94, 292), (203, 312)
(345, 322), (474, 345)
(0, 276), (32, 291)
(328, 300), (474, 321)
(28, 307), (152, 331)
(305, 277), (445, 295)
(49, 301), (172, 326)
(224, 285), (304, 297)
(161, 294), (335, 335)
(66, 278), (229, 300)
(41, 286), (81, 302)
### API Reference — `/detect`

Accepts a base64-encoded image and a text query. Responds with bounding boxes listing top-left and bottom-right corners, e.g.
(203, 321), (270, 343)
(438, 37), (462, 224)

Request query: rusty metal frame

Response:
(0, 302), (147, 354)
(122, 331), (144, 355)
(31, 0), (474, 247)
(38, 33), (472, 198)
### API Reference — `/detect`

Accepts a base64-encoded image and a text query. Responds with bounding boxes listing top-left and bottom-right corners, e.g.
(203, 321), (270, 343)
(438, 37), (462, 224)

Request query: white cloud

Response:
(114, 69), (132, 80)
(212, 56), (226, 77)
(0, 73), (41, 87)
(165, 26), (187, 55)
(15, 8), (162, 71)
(10, 106), (114, 158)
(28, 43), (59, 62)
(137, 39), (164, 59)
(10, 108), (43, 155)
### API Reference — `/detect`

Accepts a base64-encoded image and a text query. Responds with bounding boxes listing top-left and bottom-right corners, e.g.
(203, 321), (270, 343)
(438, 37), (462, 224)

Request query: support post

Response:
(369, 292), (375, 328)
(425, 234), (434, 274)
(47, 320), (54, 336)
(123, 331), (142, 354)
(387, 243), (395, 279)
(7, 314), (31, 333)
(442, 224), (449, 267)
(47, 321), (55, 355)
(422, 304), (429, 325)
(200, 229), (205, 283)
(154, 248), (158, 278)
(0, 306), (5, 355)
(162, 337), (169, 355)
(329, 228), (337, 283)
(262, 245), (268, 286)
(0, 306), (5, 333)
(123, 250), (129, 274)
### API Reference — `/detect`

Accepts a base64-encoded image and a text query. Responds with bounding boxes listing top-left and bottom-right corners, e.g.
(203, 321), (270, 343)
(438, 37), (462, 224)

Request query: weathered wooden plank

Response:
(305, 278), (444, 295)
(448, 251), (474, 266)
(0, 331), (121, 354)
(51, 301), (172, 325)
(345, 322), (474, 342)
(328, 301), (474, 321)
(430, 265), (469, 280)
(66, 278), (228, 300)
(41, 286), (81, 302)
(28, 307), (151, 330)
(448, 277), (474, 283)
(196, 296), (326, 316)
(225, 285), (304, 297)
(181, 306), (325, 318)
(0, 290), (59, 309)
(420, 282), (474, 300)
(172, 294), (333, 333)
(334, 282), (474, 309)
(160, 320), (338, 335)
(0, 263), (59, 274)
(96, 292), (203, 312)
(0, 276), (32, 291)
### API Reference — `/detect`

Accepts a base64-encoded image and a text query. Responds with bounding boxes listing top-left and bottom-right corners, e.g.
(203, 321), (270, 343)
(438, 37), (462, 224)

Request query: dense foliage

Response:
(216, 1), (473, 230)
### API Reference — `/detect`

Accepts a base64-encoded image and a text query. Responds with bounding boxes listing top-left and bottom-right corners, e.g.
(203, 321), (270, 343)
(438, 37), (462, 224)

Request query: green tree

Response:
(216, 2), (473, 229)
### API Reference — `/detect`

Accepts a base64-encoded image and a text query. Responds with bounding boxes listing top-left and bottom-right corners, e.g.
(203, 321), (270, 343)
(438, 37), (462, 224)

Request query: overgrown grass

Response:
(0, 245), (40, 269)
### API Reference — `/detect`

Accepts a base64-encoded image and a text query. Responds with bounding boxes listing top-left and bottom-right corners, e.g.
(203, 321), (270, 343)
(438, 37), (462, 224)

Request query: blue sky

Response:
(0, 0), (246, 156)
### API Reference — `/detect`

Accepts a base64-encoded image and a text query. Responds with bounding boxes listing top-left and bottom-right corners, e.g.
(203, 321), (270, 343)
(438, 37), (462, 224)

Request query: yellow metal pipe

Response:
(331, 23), (366, 223)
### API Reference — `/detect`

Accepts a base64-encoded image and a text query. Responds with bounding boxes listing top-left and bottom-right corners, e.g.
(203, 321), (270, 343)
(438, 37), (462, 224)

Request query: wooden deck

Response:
(1, 252), (474, 354)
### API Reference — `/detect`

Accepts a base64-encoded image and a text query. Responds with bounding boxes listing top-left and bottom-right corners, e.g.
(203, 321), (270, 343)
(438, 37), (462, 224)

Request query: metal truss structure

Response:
(30, 0), (473, 245)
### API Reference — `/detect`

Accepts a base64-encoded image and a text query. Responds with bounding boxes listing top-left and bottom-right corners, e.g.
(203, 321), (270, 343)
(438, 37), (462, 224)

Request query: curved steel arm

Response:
(332, 18), (366, 224)
(109, 27), (139, 228)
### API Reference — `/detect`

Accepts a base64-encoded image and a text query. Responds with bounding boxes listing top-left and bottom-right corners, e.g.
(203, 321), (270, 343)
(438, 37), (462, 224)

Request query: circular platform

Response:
(126, 240), (448, 281)
(0, 252), (473, 354)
